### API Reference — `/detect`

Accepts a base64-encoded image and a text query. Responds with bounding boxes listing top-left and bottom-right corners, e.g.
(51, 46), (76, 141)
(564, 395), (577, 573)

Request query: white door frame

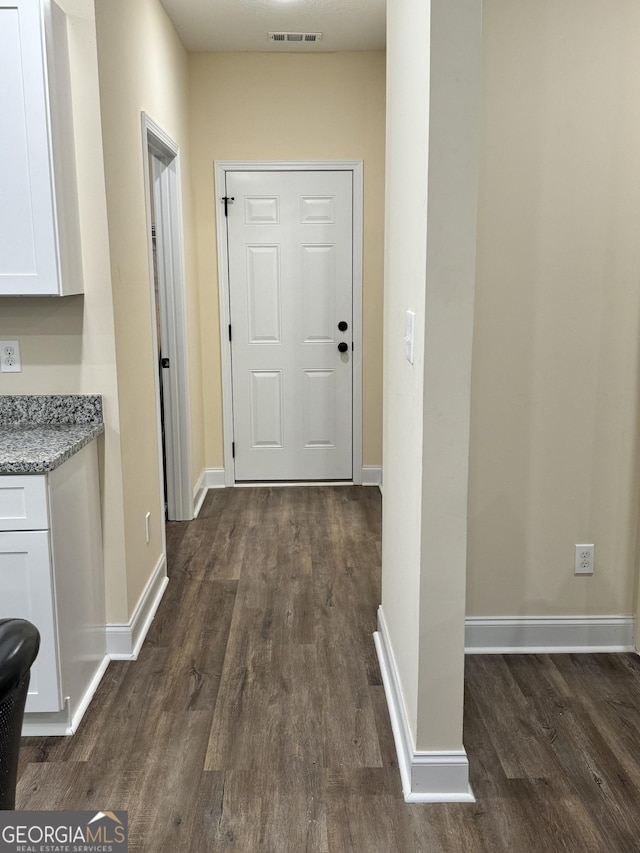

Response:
(214, 160), (364, 487)
(142, 113), (193, 520)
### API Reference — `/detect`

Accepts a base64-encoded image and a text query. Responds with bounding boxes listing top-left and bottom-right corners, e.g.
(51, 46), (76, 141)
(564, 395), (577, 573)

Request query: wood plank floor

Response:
(14, 486), (640, 851)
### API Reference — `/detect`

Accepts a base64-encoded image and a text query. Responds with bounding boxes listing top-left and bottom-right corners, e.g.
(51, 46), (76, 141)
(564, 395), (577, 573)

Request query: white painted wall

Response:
(381, 0), (481, 764)
(416, 0), (480, 750)
(381, 0), (431, 738)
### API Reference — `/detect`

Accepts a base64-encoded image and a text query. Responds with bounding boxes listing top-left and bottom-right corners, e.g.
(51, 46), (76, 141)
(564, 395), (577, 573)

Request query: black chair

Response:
(0, 619), (40, 810)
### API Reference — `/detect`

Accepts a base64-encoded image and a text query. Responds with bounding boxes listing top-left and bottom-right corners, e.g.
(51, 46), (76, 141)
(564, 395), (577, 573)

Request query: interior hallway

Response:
(14, 487), (640, 851)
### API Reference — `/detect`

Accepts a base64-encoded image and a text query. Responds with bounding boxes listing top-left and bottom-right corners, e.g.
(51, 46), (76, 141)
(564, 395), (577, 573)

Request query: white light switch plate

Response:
(404, 311), (415, 364)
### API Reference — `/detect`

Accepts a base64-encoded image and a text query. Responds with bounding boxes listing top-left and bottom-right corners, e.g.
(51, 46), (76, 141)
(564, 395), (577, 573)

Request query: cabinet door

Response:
(0, 530), (62, 712)
(0, 1), (59, 295)
(0, 0), (82, 296)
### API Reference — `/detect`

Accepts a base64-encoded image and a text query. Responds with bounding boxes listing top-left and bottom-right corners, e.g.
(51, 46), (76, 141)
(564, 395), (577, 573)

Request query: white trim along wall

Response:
(375, 607), (475, 803)
(142, 112), (194, 522)
(375, 606), (634, 800)
(465, 616), (635, 653)
(106, 554), (169, 660)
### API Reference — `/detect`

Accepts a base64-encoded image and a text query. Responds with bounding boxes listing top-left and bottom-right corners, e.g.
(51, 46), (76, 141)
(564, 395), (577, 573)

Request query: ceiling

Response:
(159, 0), (386, 53)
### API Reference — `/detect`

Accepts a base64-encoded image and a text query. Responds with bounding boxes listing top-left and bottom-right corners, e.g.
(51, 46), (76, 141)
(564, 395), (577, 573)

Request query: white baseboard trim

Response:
(22, 654), (111, 737)
(195, 466), (380, 493)
(464, 615), (636, 654)
(22, 702), (73, 737)
(193, 468), (226, 517)
(374, 607), (474, 803)
(193, 471), (208, 518)
(235, 480), (354, 488)
(362, 465), (382, 486)
(22, 715), (71, 737)
(68, 654), (111, 734)
(204, 468), (226, 488)
(106, 554), (169, 660)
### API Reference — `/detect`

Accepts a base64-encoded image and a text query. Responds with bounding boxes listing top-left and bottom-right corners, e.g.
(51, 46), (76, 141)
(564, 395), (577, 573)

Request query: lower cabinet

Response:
(0, 442), (106, 730)
(0, 529), (61, 712)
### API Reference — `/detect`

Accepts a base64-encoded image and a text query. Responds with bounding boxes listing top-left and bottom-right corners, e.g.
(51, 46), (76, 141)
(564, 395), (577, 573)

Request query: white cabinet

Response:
(0, 529), (61, 712)
(0, 443), (105, 727)
(0, 0), (83, 296)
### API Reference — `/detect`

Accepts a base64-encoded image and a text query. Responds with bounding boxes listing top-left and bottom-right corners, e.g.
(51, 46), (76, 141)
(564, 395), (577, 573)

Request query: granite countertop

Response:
(0, 395), (104, 475)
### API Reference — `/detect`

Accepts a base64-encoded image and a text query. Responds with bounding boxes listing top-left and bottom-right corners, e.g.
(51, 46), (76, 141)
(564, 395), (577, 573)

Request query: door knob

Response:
(338, 342), (349, 353)
(338, 321), (348, 332)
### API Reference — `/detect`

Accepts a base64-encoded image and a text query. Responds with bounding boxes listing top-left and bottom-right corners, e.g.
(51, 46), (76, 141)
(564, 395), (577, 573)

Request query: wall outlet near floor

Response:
(575, 544), (594, 575)
(0, 340), (21, 372)
(145, 512), (151, 544)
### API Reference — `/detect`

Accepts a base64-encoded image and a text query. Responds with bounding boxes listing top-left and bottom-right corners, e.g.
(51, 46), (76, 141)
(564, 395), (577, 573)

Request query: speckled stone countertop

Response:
(0, 395), (104, 474)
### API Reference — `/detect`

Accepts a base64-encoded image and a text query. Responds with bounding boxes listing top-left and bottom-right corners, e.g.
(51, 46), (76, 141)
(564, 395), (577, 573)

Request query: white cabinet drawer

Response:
(0, 476), (49, 531)
(0, 530), (62, 712)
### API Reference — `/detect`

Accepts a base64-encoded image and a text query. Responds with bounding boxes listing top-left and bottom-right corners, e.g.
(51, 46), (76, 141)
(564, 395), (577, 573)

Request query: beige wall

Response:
(468, 0), (640, 619)
(95, 0), (203, 618)
(188, 52), (386, 469)
(0, 0), (128, 621)
(7, 0), (635, 647)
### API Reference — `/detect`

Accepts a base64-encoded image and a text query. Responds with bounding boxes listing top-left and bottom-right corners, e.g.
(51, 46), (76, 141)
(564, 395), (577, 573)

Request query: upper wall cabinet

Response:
(0, 0), (83, 296)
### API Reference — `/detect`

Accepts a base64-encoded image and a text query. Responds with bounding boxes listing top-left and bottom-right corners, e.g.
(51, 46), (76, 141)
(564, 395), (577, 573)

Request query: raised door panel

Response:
(300, 195), (335, 224)
(0, 530), (62, 712)
(249, 370), (284, 448)
(244, 196), (280, 225)
(301, 244), (336, 343)
(302, 369), (338, 448)
(246, 245), (281, 344)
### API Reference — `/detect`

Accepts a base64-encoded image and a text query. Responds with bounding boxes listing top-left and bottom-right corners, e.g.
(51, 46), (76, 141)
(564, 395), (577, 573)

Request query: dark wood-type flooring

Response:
(14, 487), (640, 851)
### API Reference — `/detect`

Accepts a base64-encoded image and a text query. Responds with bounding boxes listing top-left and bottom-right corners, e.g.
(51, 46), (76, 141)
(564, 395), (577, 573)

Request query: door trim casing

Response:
(214, 160), (364, 487)
(142, 113), (193, 520)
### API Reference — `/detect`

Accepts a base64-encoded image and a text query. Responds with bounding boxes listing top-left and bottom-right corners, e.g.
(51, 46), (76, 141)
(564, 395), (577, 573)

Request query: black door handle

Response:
(338, 342), (349, 353)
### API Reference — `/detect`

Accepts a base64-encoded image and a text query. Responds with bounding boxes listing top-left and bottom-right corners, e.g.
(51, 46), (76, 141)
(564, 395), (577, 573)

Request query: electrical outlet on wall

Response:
(0, 340), (21, 373)
(575, 544), (594, 575)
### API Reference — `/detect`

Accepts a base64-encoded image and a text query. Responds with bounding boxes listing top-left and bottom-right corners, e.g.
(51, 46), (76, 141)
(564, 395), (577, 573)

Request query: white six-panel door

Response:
(226, 170), (353, 481)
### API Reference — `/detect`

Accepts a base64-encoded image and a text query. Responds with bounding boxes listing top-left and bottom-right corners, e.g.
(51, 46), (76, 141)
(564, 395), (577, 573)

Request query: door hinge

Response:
(228, 324), (232, 342)
(222, 196), (235, 216)
(160, 357), (170, 368)
(232, 441), (235, 458)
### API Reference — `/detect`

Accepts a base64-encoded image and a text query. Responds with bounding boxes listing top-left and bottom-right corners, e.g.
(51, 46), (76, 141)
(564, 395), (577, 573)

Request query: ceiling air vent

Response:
(269, 32), (323, 44)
